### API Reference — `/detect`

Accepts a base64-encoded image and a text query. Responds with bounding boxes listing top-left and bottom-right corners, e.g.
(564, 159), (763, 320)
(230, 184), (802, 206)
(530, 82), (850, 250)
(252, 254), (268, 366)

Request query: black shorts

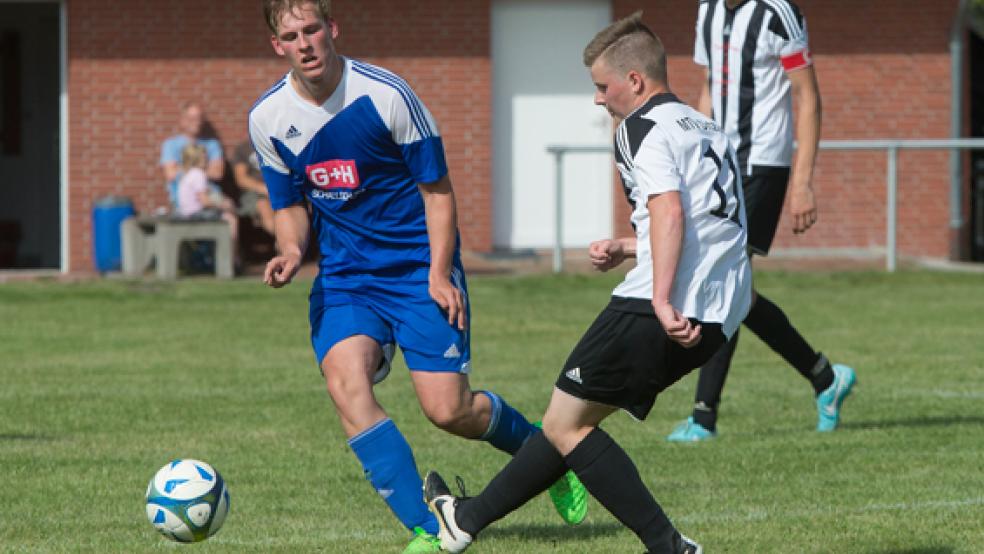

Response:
(742, 165), (790, 256)
(554, 297), (726, 420)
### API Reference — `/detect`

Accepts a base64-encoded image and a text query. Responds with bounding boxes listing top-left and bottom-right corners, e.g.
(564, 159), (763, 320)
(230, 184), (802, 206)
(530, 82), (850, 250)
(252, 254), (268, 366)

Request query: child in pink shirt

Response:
(176, 144), (240, 265)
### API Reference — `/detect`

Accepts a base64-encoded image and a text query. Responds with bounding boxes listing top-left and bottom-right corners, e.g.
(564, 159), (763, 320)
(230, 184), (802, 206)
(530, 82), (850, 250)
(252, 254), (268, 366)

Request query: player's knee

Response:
(540, 414), (584, 451)
(539, 414), (564, 443)
(421, 401), (472, 434)
(323, 364), (373, 405)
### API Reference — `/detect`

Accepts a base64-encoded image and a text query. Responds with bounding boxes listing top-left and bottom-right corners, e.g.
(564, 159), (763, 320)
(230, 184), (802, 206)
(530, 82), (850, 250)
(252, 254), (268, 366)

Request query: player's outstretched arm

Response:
(788, 65), (822, 234)
(263, 203), (309, 289)
(419, 175), (466, 331)
(588, 237), (636, 271)
(648, 192), (701, 348)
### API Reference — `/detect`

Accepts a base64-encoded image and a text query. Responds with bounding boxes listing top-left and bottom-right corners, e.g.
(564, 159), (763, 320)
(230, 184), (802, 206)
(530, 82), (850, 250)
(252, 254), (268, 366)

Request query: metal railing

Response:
(547, 139), (984, 272)
(547, 145), (614, 273)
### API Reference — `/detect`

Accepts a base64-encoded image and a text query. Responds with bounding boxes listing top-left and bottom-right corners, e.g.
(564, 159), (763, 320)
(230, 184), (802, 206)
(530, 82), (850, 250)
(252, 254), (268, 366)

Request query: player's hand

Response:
(652, 301), (702, 348)
(263, 253), (302, 288)
(589, 239), (625, 272)
(789, 181), (818, 234)
(429, 275), (467, 331)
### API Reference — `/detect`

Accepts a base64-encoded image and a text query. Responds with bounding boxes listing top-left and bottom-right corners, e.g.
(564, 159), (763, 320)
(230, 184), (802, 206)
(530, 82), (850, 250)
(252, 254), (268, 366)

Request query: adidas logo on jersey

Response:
(285, 125), (302, 139)
(443, 344), (461, 359)
(565, 367), (583, 384)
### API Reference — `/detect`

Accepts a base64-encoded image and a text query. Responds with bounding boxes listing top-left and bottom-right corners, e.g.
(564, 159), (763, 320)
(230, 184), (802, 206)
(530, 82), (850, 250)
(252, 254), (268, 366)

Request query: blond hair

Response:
(181, 144), (207, 169)
(583, 11), (667, 83)
(263, 0), (332, 33)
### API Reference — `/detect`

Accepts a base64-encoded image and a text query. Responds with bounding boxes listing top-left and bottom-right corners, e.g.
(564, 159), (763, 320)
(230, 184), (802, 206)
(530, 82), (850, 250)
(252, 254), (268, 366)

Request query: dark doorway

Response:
(0, 2), (60, 269)
(970, 27), (984, 261)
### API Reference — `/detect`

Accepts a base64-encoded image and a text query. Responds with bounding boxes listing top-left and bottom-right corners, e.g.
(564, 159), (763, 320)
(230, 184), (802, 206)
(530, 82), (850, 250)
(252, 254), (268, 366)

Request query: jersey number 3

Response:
(701, 139), (742, 227)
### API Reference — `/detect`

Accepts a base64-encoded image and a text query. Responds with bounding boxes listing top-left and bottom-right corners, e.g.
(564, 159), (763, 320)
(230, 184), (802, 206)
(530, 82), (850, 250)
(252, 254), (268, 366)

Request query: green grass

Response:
(1, 270), (983, 553)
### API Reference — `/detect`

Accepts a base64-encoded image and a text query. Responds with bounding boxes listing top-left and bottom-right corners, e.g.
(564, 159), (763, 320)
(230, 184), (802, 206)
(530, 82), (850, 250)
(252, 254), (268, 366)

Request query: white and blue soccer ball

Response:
(145, 459), (229, 543)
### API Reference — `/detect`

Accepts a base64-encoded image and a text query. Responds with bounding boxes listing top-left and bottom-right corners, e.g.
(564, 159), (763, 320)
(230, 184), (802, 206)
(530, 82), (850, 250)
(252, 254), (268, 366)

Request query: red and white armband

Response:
(781, 49), (813, 72)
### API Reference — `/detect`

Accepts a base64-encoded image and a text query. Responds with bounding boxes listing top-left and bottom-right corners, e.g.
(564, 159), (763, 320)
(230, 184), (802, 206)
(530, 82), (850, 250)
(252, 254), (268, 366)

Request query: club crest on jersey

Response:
(306, 160), (361, 190)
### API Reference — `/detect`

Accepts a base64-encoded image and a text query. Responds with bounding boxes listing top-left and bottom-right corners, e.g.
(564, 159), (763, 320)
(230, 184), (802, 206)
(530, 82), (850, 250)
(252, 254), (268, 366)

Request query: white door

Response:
(492, 0), (612, 249)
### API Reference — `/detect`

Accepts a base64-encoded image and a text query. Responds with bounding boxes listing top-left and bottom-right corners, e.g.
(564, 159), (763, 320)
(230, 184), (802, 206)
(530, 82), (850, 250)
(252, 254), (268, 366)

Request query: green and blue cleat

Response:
(666, 417), (716, 442)
(816, 364), (857, 432)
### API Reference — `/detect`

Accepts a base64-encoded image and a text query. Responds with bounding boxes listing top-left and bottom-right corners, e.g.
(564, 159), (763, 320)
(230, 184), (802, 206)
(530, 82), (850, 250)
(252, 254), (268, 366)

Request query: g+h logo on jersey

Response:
(306, 160), (361, 190)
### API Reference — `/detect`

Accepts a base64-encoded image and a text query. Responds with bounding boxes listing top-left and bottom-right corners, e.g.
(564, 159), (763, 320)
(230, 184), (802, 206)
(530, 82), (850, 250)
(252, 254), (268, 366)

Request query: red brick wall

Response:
(614, 0), (961, 259)
(66, 0), (491, 271)
(67, 0), (962, 271)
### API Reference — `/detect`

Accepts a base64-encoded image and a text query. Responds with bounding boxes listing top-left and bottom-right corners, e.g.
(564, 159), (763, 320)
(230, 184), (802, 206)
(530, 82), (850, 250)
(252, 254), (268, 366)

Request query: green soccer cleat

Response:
(402, 526), (442, 554)
(535, 422), (589, 525)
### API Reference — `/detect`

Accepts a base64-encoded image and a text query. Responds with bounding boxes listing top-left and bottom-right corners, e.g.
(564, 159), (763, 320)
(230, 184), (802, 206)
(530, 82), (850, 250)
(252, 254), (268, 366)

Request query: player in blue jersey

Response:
(249, 2), (586, 552)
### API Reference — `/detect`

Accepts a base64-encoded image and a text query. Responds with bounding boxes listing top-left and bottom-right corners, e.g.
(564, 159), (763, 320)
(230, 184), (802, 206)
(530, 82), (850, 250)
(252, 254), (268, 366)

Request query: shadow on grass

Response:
(868, 546), (956, 554)
(841, 415), (984, 430)
(481, 521), (622, 543)
(0, 433), (55, 441)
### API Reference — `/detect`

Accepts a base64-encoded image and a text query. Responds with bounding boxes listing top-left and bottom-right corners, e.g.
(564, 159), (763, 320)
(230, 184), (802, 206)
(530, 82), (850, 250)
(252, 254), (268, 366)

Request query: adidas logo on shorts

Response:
(443, 344), (461, 359)
(565, 367), (583, 384)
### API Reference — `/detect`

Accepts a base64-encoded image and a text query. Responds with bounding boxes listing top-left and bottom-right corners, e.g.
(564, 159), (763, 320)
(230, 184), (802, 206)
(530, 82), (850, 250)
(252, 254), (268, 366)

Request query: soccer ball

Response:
(145, 459), (230, 542)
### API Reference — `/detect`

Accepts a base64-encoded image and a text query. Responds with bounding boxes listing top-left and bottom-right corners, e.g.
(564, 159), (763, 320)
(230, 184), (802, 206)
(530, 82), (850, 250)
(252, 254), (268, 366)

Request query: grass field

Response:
(1, 270), (983, 553)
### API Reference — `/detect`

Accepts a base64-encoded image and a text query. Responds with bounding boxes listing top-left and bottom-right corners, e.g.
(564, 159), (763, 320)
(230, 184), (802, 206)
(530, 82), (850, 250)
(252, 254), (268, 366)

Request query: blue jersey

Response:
(248, 57), (450, 280)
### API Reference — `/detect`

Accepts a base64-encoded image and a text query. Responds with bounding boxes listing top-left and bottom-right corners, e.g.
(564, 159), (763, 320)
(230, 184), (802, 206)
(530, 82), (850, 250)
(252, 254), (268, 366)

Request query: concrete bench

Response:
(121, 216), (233, 279)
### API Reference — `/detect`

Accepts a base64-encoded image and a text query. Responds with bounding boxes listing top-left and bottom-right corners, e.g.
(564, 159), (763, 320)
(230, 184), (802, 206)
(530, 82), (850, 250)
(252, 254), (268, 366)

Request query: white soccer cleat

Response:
(423, 471), (473, 553)
(679, 533), (703, 554)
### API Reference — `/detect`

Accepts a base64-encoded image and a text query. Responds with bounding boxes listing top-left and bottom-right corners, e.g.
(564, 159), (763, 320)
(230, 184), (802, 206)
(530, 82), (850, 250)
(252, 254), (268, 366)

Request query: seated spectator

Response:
(232, 141), (275, 235)
(176, 144), (240, 267)
(160, 102), (224, 209)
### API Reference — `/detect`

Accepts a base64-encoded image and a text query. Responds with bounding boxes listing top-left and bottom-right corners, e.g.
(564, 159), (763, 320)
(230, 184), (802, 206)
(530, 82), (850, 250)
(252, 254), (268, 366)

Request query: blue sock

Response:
(478, 390), (537, 455)
(348, 418), (439, 535)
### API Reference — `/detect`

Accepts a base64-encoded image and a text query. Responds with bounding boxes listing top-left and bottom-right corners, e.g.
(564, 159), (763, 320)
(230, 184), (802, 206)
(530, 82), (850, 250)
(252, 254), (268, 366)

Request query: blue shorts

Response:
(309, 266), (471, 375)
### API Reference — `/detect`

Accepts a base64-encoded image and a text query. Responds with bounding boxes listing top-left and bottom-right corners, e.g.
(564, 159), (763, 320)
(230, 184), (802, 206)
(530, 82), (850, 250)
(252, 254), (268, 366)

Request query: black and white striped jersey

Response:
(612, 93), (751, 338)
(695, 0), (812, 175)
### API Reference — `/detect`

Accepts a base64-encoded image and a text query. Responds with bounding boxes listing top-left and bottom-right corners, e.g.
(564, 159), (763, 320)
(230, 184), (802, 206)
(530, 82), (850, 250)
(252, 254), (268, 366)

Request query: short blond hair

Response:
(181, 144), (207, 169)
(583, 11), (667, 83)
(263, 0), (332, 33)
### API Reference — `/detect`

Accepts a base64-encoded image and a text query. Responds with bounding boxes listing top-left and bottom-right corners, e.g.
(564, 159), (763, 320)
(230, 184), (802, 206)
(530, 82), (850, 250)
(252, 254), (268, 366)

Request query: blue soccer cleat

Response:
(666, 417), (716, 442)
(816, 364), (856, 432)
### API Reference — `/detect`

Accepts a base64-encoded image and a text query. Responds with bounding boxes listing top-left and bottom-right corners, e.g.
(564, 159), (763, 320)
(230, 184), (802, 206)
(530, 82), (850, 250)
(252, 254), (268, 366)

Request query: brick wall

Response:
(66, 0), (491, 271)
(66, 0), (962, 271)
(614, 0), (961, 260)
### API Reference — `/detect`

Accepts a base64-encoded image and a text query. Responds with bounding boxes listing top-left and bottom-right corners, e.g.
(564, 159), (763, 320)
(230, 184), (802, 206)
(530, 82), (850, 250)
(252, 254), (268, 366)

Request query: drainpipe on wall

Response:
(950, 0), (969, 260)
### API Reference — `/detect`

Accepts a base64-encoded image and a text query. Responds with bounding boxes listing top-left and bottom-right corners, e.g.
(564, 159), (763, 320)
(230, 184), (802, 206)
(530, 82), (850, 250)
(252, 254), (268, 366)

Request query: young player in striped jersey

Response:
(249, 2), (586, 552)
(424, 12), (750, 554)
(667, 0), (856, 442)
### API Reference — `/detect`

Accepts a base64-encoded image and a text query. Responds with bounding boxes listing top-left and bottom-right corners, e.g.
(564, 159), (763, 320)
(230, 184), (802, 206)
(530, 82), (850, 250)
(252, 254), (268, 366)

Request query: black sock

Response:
(565, 428), (679, 554)
(692, 329), (740, 431)
(455, 431), (566, 536)
(743, 294), (834, 395)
